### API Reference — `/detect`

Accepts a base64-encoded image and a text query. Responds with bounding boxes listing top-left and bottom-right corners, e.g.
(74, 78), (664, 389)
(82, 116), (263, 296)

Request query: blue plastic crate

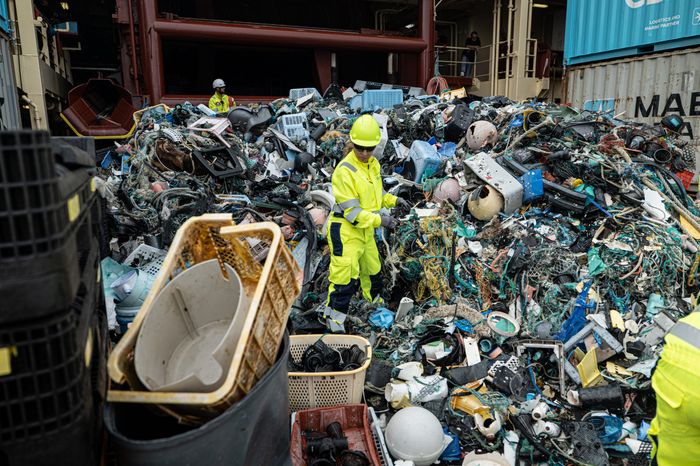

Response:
(277, 112), (309, 142)
(362, 89), (403, 112)
(348, 94), (362, 110)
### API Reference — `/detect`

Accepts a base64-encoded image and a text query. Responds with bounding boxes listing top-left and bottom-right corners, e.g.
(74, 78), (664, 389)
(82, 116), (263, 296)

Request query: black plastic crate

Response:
(0, 400), (97, 466)
(0, 275), (97, 444)
(0, 131), (96, 259)
(0, 202), (99, 323)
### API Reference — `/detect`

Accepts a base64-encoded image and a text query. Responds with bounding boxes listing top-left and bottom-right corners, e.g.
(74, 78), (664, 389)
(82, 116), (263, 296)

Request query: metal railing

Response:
(434, 44), (494, 80)
(435, 37), (538, 89)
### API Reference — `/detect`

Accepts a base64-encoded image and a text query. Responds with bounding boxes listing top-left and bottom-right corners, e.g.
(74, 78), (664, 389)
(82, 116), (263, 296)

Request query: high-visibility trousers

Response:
(326, 217), (383, 313)
(648, 337), (700, 465)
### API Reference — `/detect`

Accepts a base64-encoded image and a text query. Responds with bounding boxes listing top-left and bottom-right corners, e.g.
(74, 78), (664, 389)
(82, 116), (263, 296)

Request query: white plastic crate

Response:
(289, 88), (321, 102)
(288, 334), (371, 411)
(122, 244), (167, 280)
(277, 113), (309, 142)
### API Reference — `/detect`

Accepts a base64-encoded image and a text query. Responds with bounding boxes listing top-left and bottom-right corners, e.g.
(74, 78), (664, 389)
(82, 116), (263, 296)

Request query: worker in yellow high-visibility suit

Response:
(648, 308), (700, 465)
(208, 78), (236, 113)
(327, 115), (409, 313)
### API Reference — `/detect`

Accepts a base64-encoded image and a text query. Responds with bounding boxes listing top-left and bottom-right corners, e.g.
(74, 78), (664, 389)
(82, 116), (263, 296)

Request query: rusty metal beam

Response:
(152, 19), (428, 52)
(418, 0), (435, 88)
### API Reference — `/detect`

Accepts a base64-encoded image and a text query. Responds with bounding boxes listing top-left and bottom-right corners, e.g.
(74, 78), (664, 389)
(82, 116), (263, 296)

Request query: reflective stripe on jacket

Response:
(331, 150), (397, 229)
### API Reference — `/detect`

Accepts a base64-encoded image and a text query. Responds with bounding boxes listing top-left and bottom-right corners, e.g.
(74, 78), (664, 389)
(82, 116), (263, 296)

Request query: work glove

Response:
(396, 198), (411, 210)
(380, 215), (399, 230)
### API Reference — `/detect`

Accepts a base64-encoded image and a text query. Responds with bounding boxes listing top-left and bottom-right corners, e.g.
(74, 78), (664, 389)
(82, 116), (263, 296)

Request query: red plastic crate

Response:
(291, 404), (382, 466)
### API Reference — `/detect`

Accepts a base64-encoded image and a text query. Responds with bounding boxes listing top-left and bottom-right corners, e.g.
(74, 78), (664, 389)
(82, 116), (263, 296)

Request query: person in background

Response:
(208, 78), (236, 113)
(461, 31), (481, 78)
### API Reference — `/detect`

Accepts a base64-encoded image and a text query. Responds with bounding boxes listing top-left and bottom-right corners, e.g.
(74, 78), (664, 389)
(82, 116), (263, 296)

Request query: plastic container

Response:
(0, 132), (98, 323)
(408, 140), (442, 183)
(0, 402), (97, 466)
(288, 334), (371, 411)
(105, 333), (291, 466)
(134, 260), (250, 392)
(122, 244), (167, 279)
(0, 277), (97, 443)
(289, 87), (321, 101)
(290, 404), (383, 466)
(348, 94), (363, 110)
(445, 104), (474, 142)
(277, 112), (309, 142)
(362, 89), (403, 112)
(108, 215), (301, 421)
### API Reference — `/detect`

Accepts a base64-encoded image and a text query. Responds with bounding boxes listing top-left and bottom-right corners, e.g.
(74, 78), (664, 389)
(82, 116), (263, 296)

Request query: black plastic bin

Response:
(0, 400), (97, 466)
(0, 271), (98, 444)
(0, 131), (99, 322)
(105, 332), (292, 466)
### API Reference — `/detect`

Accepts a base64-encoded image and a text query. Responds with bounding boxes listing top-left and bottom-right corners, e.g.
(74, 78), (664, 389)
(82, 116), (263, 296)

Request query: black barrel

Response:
(105, 332), (292, 466)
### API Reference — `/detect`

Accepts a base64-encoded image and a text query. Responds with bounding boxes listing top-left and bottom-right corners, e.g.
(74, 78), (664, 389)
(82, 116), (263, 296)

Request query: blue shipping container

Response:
(0, 0), (8, 34)
(565, 0), (700, 65)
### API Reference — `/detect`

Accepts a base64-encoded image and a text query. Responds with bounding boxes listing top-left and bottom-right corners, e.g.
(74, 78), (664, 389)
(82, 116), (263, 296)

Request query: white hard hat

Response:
(466, 120), (498, 150)
(212, 78), (226, 89)
(467, 185), (503, 221)
(385, 407), (449, 466)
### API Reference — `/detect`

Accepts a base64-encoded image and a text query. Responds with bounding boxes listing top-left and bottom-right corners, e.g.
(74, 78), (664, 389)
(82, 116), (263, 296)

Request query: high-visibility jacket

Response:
(208, 93), (236, 113)
(648, 310), (700, 465)
(331, 151), (396, 228)
(326, 151), (396, 313)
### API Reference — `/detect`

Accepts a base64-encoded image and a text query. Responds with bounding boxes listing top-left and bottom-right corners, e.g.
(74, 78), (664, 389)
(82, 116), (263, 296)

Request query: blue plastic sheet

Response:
(454, 319), (474, 333)
(591, 415), (623, 444)
(439, 426), (461, 461)
(438, 142), (457, 158)
(369, 307), (395, 329)
(555, 280), (594, 341)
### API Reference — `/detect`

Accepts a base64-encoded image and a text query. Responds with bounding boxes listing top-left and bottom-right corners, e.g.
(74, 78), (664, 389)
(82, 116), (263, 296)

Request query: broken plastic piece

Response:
(395, 297), (414, 322)
(191, 145), (246, 179)
(187, 117), (232, 147)
(465, 152), (523, 214)
(486, 311), (520, 337)
(577, 347), (603, 388)
(533, 420), (561, 437)
(369, 307), (394, 329)
(474, 411), (502, 440)
(520, 169), (544, 203)
(562, 422), (609, 466)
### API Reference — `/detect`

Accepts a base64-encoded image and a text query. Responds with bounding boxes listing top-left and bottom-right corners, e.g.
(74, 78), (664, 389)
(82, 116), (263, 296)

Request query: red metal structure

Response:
(123, 0), (435, 105)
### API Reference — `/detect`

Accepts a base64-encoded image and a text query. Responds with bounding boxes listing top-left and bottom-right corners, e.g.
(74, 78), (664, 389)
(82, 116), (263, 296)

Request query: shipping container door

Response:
(0, 0), (8, 34)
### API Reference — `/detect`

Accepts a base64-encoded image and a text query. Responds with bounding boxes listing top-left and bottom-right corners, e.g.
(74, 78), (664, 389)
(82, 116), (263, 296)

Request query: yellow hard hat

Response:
(350, 114), (382, 146)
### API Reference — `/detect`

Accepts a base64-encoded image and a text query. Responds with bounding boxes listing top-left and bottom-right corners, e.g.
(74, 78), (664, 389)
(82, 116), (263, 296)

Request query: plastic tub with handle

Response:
(107, 214), (301, 422)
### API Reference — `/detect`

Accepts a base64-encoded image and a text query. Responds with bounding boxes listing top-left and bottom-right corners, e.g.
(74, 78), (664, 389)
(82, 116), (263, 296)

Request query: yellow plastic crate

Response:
(107, 214), (301, 421)
(288, 334), (372, 412)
